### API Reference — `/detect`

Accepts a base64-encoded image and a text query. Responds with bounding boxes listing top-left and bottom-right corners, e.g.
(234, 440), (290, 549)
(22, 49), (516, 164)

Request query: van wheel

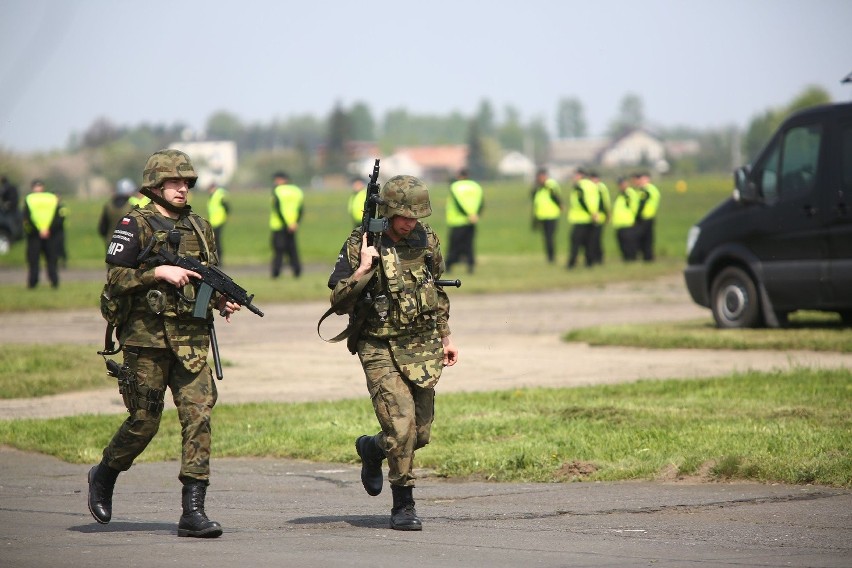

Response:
(710, 267), (761, 328)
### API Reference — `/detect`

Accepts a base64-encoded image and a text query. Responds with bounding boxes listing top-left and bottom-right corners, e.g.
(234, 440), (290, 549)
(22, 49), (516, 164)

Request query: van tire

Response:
(710, 267), (761, 329)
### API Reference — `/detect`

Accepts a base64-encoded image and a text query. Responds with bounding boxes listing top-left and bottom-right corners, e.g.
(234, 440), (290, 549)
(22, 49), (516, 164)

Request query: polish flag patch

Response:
(121, 217), (131, 225)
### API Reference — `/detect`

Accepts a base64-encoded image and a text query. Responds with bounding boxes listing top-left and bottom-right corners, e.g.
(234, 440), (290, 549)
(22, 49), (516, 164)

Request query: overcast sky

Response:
(1, 0), (850, 153)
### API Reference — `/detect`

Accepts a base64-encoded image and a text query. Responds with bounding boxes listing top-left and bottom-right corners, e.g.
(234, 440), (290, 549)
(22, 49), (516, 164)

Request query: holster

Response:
(114, 349), (165, 415)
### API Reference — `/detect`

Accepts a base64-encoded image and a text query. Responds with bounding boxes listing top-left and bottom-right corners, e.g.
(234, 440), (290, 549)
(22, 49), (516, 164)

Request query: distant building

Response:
(548, 137), (609, 178)
(497, 150), (536, 180)
(597, 129), (667, 171)
(170, 140), (237, 188)
(385, 145), (467, 183)
(549, 129), (699, 176)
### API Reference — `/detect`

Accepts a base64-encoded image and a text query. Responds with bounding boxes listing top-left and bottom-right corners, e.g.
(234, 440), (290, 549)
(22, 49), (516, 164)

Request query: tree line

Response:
(0, 86), (834, 195)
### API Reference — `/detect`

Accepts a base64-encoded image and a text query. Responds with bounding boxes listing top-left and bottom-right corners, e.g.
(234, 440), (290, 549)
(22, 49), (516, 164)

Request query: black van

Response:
(684, 102), (852, 328)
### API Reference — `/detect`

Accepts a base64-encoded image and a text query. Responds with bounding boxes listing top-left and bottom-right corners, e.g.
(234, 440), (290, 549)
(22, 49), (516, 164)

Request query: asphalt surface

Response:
(2, 267), (851, 566)
(1, 446), (850, 568)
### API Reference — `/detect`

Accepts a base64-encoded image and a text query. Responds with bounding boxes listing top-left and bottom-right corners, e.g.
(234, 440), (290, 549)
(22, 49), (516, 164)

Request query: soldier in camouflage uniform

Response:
(328, 175), (459, 531)
(87, 149), (241, 538)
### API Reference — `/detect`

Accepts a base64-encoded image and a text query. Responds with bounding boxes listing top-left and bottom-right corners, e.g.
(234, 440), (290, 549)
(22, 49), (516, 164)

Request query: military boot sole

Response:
(87, 466), (110, 524)
(355, 435), (383, 496)
(177, 523), (223, 538)
(390, 518), (423, 531)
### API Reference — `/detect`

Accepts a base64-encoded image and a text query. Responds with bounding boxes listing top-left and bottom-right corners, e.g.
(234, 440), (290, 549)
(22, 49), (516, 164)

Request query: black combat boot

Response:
(87, 459), (120, 524)
(390, 485), (422, 531)
(177, 481), (223, 538)
(355, 434), (386, 496)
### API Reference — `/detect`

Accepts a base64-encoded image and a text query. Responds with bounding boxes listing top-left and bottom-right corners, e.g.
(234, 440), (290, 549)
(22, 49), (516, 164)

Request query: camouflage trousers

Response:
(358, 337), (435, 488)
(102, 347), (218, 482)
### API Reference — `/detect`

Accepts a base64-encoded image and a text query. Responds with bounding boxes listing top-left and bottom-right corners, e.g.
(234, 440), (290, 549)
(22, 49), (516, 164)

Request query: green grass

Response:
(565, 312), (851, 352)
(1, 369), (849, 487)
(0, 345), (110, 398)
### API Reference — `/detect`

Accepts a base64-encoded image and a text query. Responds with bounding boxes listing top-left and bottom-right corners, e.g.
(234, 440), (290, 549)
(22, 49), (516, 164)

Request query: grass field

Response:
(7, 175), (849, 488)
(0, 175), (731, 309)
(1, 368), (849, 487)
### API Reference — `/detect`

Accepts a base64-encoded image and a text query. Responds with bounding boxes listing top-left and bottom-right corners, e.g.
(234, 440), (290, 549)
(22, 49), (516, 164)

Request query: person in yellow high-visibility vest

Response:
(530, 167), (563, 263)
(567, 167), (601, 269)
(588, 170), (611, 266)
(611, 176), (640, 261)
(207, 182), (230, 264)
(22, 179), (62, 288)
(269, 171), (303, 278)
(632, 171), (661, 262)
(445, 168), (483, 273)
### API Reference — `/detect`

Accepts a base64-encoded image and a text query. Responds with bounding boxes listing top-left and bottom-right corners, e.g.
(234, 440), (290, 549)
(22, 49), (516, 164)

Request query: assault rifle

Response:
(152, 242), (264, 319)
(361, 158), (387, 256)
(141, 231), (264, 379)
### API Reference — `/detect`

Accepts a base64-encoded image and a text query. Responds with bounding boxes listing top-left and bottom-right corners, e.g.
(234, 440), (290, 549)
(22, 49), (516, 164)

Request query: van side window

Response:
(779, 125), (822, 198)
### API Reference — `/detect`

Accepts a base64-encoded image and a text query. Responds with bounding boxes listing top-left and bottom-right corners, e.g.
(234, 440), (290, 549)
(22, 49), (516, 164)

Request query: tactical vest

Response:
(132, 206), (213, 320)
(363, 239), (440, 339)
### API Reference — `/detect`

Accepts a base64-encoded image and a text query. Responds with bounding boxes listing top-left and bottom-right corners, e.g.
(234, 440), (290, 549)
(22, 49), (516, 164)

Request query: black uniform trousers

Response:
(635, 218), (655, 261)
(271, 229), (302, 278)
(445, 225), (476, 273)
(568, 223), (594, 268)
(26, 234), (59, 288)
(539, 218), (558, 263)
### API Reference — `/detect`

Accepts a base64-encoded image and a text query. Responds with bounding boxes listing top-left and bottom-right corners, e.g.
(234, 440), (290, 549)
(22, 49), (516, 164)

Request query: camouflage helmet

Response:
(140, 149), (198, 190)
(379, 175), (432, 219)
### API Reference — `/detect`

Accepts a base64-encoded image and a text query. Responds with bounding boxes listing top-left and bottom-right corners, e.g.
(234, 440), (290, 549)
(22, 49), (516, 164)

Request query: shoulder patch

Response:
(106, 216), (142, 267)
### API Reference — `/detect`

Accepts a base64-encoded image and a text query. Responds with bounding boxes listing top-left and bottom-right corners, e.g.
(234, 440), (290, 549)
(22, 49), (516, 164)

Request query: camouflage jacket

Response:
(327, 223), (450, 387)
(104, 203), (219, 373)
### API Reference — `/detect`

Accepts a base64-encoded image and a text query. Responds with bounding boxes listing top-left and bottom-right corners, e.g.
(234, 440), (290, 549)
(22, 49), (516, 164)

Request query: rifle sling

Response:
(316, 266), (377, 344)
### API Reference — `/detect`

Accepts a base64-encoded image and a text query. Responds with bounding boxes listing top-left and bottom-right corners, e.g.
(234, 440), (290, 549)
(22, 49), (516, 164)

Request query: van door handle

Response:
(802, 205), (818, 217)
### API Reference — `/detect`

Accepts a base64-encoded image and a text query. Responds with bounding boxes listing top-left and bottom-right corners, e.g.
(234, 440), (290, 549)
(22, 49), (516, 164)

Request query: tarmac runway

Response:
(1, 446), (850, 568)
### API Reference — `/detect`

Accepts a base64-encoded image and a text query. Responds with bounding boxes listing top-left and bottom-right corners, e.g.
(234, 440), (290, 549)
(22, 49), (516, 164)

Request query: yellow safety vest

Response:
(270, 184), (304, 230)
(25, 192), (59, 233)
(596, 182), (611, 224)
(638, 183), (661, 220)
(207, 187), (229, 228)
(533, 180), (561, 220)
(348, 189), (367, 225)
(611, 187), (639, 228)
(446, 179), (483, 227)
(568, 179), (599, 224)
